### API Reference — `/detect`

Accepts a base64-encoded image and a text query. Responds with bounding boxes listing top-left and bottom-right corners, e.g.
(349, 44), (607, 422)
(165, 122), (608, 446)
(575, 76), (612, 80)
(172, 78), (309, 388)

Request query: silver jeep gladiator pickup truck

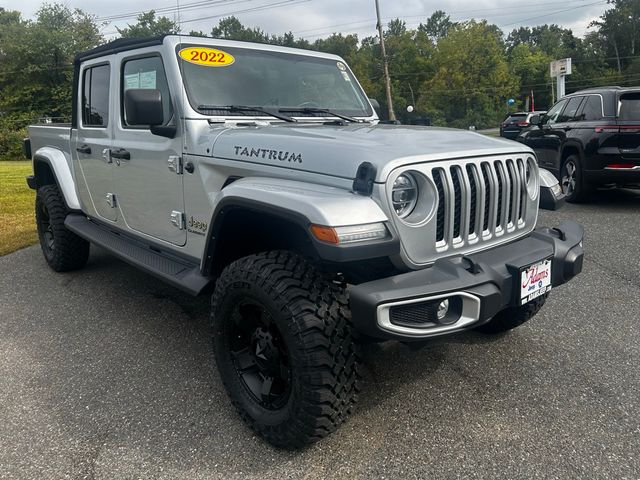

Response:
(25, 35), (583, 448)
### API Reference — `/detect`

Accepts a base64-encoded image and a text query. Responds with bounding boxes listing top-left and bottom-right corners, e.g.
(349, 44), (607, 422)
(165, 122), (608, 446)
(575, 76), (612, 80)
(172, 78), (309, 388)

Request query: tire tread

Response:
(211, 251), (360, 448)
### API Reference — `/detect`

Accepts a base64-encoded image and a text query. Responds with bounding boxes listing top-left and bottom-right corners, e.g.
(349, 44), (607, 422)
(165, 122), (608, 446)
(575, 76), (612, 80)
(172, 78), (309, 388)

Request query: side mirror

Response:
(124, 89), (164, 126)
(369, 98), (381, 118)
(529, 114), (542, 127)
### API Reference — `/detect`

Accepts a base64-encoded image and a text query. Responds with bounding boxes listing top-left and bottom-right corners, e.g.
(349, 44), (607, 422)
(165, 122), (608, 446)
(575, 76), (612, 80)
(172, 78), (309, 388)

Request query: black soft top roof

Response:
(75, 35), (167, 63)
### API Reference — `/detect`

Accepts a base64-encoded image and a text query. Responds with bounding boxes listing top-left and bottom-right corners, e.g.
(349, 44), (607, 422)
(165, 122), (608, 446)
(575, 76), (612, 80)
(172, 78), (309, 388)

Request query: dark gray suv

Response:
(517, 86), (640, 202)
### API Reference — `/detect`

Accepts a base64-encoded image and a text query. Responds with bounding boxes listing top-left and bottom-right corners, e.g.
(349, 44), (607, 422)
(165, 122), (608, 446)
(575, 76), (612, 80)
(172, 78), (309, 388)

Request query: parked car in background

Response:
(500, 111), (547, 139)
(517, 86), (640, 202)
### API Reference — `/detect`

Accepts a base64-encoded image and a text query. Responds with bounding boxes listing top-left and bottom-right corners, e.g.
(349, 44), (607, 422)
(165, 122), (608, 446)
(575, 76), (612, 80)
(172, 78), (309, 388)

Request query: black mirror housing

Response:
(529, 114), (542, 126)
(124, 89), (164, 126)
(369, 98), (381, 118)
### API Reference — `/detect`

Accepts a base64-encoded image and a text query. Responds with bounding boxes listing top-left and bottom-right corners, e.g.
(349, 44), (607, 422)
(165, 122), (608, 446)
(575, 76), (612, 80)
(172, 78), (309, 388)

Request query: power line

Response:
(99, 0), (311, 36)
(96, 0), (252, 22)
(499, 0), (607, 27)
(292, 0), (603, 37)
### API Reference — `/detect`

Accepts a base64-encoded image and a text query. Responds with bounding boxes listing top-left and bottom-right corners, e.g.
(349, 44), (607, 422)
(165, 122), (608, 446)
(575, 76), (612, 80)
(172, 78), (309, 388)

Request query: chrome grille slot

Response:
(433, 169), (446, 242)
(465, 164), (478, 236)
(430, 157), (533, 253)
(450, 166), (462, 239)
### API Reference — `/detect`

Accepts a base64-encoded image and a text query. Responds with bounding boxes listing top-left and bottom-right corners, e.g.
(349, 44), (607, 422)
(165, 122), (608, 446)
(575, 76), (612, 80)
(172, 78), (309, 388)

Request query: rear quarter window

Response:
(82, 64), (110, 127)
(619, 93), (640, 120)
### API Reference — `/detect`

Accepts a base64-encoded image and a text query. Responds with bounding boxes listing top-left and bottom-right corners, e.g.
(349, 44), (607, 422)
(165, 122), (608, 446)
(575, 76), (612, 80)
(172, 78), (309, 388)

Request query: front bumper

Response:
(350, 220), (584, 341)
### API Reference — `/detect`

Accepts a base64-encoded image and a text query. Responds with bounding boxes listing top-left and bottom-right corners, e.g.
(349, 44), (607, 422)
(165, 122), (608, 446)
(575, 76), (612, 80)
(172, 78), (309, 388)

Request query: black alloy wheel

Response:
(228, 298), (292, 410)
(38, 201), (56, 257)
(35, 185), (90, 271)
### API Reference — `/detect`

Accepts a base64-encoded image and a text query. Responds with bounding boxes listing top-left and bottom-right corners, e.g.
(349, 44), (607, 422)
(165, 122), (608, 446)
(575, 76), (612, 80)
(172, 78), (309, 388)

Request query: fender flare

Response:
(33, 147), (81, 211)
(560, 141), (584, 164)
(201, 177), (399, 273)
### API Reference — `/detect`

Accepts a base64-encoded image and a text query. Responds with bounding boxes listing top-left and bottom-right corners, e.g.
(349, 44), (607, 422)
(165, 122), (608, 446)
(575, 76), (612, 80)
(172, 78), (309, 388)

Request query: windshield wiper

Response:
(197, 105), (297, 123)
(278, 107), (364, 123)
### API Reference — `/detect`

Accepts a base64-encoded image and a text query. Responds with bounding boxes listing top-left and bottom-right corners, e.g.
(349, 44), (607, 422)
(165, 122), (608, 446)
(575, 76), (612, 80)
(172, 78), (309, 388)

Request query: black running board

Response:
(64, 214), (212, 296)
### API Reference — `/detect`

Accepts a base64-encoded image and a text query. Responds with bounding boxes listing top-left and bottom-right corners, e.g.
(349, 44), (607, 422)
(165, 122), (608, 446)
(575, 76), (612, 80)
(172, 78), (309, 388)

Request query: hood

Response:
(211, 123), (533, 182)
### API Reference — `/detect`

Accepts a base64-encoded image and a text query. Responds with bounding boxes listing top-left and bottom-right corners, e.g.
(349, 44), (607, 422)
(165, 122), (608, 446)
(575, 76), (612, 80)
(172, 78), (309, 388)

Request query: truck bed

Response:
(27, 124), (72, 158)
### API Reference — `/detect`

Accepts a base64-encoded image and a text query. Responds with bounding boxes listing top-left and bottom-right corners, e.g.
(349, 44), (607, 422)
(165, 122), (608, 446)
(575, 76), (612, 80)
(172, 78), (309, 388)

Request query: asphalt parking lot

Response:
(1, 188), (640, 480)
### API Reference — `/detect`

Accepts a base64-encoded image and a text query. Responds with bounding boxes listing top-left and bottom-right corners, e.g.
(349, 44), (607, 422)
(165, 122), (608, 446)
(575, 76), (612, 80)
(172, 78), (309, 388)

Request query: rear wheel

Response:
(211, 251), (360, 449)
(560, 155), (589, 203)
(35, 185), (89, 271)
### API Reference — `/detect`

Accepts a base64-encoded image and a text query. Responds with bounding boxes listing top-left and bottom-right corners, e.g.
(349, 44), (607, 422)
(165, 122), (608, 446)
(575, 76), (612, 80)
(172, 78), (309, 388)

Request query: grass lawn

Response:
(0, 161), (37, 256)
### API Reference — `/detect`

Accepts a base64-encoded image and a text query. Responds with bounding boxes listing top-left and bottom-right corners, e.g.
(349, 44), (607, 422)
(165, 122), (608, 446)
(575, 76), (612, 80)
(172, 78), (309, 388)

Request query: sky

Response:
(3, 0), (611, 40)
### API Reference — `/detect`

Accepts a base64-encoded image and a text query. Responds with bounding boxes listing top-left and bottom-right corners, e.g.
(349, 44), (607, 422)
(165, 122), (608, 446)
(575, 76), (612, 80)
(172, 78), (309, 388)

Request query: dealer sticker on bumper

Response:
(520, 259), (552, 305)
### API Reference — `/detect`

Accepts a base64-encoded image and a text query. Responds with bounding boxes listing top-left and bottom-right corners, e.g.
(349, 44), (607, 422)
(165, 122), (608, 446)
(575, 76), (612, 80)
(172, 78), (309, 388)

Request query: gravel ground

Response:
(1, 188), (639, 480)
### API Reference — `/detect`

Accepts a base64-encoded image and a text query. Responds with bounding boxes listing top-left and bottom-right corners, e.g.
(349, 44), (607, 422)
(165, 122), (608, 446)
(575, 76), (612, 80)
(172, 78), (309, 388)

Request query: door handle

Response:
(110, 148), (131, 160)
(76, 145), (91, 154)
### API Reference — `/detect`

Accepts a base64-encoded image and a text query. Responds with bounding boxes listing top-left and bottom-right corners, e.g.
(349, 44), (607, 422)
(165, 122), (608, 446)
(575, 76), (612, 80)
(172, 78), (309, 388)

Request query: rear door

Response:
(616, 90), (640, 160)
(111, 51), (186, 246)
(72, 59), (117, 222)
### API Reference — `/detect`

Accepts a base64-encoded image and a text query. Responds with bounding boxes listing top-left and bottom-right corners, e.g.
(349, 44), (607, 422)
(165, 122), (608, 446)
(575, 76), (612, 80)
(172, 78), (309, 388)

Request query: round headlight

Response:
(392, 173), (418, 218)
(525, 157), (538, 198)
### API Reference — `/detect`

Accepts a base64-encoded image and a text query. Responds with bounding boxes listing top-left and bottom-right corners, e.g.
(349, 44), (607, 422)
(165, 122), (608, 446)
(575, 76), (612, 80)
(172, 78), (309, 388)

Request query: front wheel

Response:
(211, 251), (360, 449)
(35, 185), (89, 272)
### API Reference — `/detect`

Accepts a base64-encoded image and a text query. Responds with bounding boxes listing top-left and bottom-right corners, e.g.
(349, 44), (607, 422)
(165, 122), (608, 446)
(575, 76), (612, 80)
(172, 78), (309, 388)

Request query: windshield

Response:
(504, 114), (526, 122)
(177, 44), (373, 118)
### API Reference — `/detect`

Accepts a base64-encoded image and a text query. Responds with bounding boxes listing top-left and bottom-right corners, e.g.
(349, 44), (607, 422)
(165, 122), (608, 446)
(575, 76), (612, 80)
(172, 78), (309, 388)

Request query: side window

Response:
(558, 96), (584, 123)
(82, 64), (110, 127)
(579, 96), (603, 121)
(122, 56), (173, 126)
(545, 99), (567, 125)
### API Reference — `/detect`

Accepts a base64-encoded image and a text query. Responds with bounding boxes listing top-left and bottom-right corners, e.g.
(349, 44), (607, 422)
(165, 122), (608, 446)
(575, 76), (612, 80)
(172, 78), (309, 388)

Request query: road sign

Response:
(550, 58), (572, 78)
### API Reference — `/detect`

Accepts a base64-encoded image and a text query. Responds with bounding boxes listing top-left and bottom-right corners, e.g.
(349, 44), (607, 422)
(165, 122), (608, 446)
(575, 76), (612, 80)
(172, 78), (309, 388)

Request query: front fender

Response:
(212, 177), (389, 226)
(201, 177), (399, 272)
(539, 168), (565, 210)
(33, 147), (81, 210)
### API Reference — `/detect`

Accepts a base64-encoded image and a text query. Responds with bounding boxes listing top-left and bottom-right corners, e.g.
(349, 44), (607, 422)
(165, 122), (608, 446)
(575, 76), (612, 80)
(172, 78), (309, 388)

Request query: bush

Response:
(0, 112), (35, 160)
(0, 126), (28, 160)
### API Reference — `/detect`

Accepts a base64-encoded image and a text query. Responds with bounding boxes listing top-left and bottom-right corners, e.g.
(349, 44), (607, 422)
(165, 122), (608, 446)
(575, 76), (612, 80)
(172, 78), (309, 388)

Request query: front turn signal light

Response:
(310, 222), (389, 245)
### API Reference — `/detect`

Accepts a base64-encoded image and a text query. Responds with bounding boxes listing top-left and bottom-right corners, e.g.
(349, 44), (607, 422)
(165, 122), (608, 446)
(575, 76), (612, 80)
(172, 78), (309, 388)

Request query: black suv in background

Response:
(500, 111), (547, 139)
(517, 86), (640, 202)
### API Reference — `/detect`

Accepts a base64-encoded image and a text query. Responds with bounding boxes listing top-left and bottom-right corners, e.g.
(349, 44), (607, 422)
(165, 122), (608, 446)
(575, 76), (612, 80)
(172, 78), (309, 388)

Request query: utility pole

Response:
(375, 0), (396, 121)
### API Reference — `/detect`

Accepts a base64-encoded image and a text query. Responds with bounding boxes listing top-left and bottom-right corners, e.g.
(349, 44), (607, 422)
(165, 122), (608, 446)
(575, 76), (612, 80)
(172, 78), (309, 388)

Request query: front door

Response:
(524, 98), (568, 169)
(73, 59), (117, 222)
(111, 53), (186, 246)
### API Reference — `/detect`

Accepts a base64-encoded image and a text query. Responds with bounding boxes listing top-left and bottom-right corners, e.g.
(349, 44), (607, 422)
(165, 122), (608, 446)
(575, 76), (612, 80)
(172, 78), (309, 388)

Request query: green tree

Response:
(418, 10), (455, 43)
(508, 43), (552, 109)
(211, 16), (269, 43)
(591, 0), (640, 73)
(0, 3), (102, 158)
(116, 11), (179, 38)
(418, 21), (517, 128)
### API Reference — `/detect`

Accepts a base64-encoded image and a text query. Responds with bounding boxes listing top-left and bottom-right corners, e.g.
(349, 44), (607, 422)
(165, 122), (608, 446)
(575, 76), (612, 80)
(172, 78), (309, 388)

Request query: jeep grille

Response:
(386, 155), (539, 266)
(432, 158), (530, 249)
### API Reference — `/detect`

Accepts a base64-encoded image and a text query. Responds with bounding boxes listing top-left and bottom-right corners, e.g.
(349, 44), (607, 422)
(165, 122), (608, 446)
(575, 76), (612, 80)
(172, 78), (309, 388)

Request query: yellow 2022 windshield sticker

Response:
(178, 47), (235, 67)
